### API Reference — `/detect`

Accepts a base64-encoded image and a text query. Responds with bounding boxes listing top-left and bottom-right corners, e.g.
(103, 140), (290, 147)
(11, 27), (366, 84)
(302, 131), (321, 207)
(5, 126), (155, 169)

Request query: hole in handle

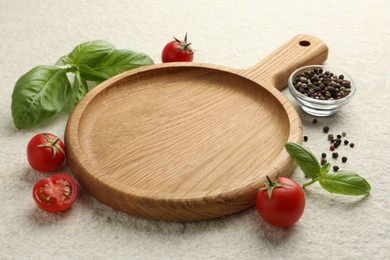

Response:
(299, 40), (311, 47)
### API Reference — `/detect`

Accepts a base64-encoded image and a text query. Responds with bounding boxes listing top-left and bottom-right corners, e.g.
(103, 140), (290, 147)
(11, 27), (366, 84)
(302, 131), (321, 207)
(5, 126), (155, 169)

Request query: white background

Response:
(1, 1), (389, 259)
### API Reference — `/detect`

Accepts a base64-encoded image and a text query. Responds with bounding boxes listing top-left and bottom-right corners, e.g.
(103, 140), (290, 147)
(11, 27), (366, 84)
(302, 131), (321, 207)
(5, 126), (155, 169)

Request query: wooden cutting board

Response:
(65, 34), (328, 221)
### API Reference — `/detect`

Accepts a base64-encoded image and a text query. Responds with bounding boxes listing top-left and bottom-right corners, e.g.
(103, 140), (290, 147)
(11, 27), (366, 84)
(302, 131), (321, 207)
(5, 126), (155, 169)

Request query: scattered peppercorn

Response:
(292, 69), (352, 100)
(323, 126), (330, 133)
(342, 131), (347, 137)
(344, 140), (349, 145)
(332, 152), (339, 159)
(337, 134), (342, 139)
(321, 159), (327, 165)
(321, 153), (327, 158)
(330, 144), (335, 151)
(350, 143), (355, 148)
(342, 156), (348, 163)
(333, 165), (339, 172)
(313, 118), (318, 124)
(328, 134), (334, 142)
(303, 136), (308, 142)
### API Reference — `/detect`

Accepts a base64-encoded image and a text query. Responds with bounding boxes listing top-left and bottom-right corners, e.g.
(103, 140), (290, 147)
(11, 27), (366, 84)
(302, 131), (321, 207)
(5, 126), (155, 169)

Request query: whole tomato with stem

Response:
(32, 173), (78, 212)
(256, 175), (305, 227)
(27, 133), (66, 172)
(162, 33), (194, 62)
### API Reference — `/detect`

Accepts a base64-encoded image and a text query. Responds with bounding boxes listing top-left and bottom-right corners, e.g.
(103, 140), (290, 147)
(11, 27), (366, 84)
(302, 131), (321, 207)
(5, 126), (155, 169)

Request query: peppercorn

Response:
(337, 134), (342, 139)
(330, 144), (335, 151)
(292, 69), (352, 100)
(344, 140), (349, 145)
(328, 134), (334, 141)
(303, 136), (308, 142)
(333, 166), (339, 172)
(313, 118), (318, 124)
(321, 153), (327, 158)
(350, 143), (355, 148)
(342, 156), (348, 163)
(342, 131), (347, 137)
(323, 126), (330, 133)
(332, 152), (339, 159)
(321, 159), (327, 165)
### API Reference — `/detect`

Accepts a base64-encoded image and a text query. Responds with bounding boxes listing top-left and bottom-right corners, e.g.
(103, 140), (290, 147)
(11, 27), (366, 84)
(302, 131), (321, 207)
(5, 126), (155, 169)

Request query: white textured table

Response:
(1, 0), (389, 259)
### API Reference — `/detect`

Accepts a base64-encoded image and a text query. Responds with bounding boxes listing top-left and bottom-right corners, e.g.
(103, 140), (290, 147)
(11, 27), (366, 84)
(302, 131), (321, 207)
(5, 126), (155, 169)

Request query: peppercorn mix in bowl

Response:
(288, 65), (356, 116)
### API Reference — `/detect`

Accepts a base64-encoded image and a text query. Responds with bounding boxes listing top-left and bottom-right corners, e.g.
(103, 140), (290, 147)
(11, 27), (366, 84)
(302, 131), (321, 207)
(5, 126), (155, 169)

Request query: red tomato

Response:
(256, 176), (305, 227)
(162, 33), (194, 62)
(32, 173), (78, 212)
(27, 133), (66, 172)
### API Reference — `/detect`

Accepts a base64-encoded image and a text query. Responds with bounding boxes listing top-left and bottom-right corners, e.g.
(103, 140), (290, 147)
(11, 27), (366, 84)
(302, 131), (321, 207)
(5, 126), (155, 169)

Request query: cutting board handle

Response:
(240, 34), (329, 91)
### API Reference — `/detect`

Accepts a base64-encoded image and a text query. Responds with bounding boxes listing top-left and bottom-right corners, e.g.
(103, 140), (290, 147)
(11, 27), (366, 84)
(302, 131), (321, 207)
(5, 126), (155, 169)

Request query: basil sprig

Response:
(285, 142), (371, 196)
(11, 40), (154, 129)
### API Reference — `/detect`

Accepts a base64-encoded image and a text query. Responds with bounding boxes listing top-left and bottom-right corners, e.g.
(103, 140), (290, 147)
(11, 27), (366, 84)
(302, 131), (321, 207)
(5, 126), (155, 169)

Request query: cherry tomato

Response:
(256, 176), (305, 227)
(27, 133), (66, 172)
(162, 33), (194, 62)
(32, 173), (78, 212)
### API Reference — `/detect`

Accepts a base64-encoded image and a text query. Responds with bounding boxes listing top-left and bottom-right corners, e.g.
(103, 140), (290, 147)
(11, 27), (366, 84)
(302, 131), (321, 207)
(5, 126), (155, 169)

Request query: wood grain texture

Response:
(65, 34), (328, 221)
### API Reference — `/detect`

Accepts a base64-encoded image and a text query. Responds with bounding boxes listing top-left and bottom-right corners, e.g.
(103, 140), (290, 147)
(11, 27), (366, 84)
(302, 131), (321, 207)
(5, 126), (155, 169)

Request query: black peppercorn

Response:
(323, 126), (330, 133)
(321, 159), (327, 165)
(304, 136), (308, 142)
(321, 153), (327, 158)
(350, 143), (355, 148)
(333, 165), (339, 172)
(344, 140), (349, 145)
(313, 118), (318, 124)
(342, 156), (348, 163)
(292, 69), (352, 100)
(332, 152), (339, 159)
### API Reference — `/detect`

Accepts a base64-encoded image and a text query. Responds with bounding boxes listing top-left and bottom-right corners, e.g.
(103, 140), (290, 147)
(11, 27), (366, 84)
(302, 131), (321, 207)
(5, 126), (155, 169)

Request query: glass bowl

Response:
(288, 65), (356, 116)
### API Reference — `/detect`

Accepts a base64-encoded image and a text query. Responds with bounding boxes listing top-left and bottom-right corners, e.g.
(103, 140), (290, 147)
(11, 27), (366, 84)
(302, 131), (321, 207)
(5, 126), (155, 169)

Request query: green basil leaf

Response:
(56, 40), (115, 67)
(90, 49), (154, 79)
(78, 64), (108, 82)
(11, 66), (71, 129)
(320, 162), (331, 176)
(285, 142), (321, 179)
(55, 55), (73, 66)
(319, 170), (371, 196)
(71, 70), (89, 108)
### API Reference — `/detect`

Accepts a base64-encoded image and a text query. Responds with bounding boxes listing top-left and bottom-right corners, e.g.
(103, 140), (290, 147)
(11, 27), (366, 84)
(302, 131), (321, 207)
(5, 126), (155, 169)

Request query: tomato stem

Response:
(258, 175), (292, 200)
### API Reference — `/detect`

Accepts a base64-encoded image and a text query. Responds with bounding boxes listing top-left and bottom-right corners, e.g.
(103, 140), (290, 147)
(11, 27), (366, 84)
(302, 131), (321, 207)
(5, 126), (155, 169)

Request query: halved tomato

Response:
(32, 174), (78, 212)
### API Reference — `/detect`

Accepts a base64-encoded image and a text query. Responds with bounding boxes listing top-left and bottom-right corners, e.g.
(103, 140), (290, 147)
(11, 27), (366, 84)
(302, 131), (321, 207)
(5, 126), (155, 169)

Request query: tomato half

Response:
(27, 133), (66, 172)
(32, 174), (78, 212)
(161, 33), (194, 62)
(256, 176), (305, 227)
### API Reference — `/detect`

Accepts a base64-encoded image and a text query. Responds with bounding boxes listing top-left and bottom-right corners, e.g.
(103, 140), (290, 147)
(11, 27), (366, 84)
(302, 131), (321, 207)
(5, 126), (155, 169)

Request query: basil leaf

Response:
(319, 170), (371, 196)
(55, 55), (73, 66)
(90, 49), (154, 79)
(71, 71), (89, 108)
(285, 142), (321, 179)
(56, 40), (115, 67)
(11, 66), (71, 129)
(320, 162), (331, 176)
(78, 64), (108, 82)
